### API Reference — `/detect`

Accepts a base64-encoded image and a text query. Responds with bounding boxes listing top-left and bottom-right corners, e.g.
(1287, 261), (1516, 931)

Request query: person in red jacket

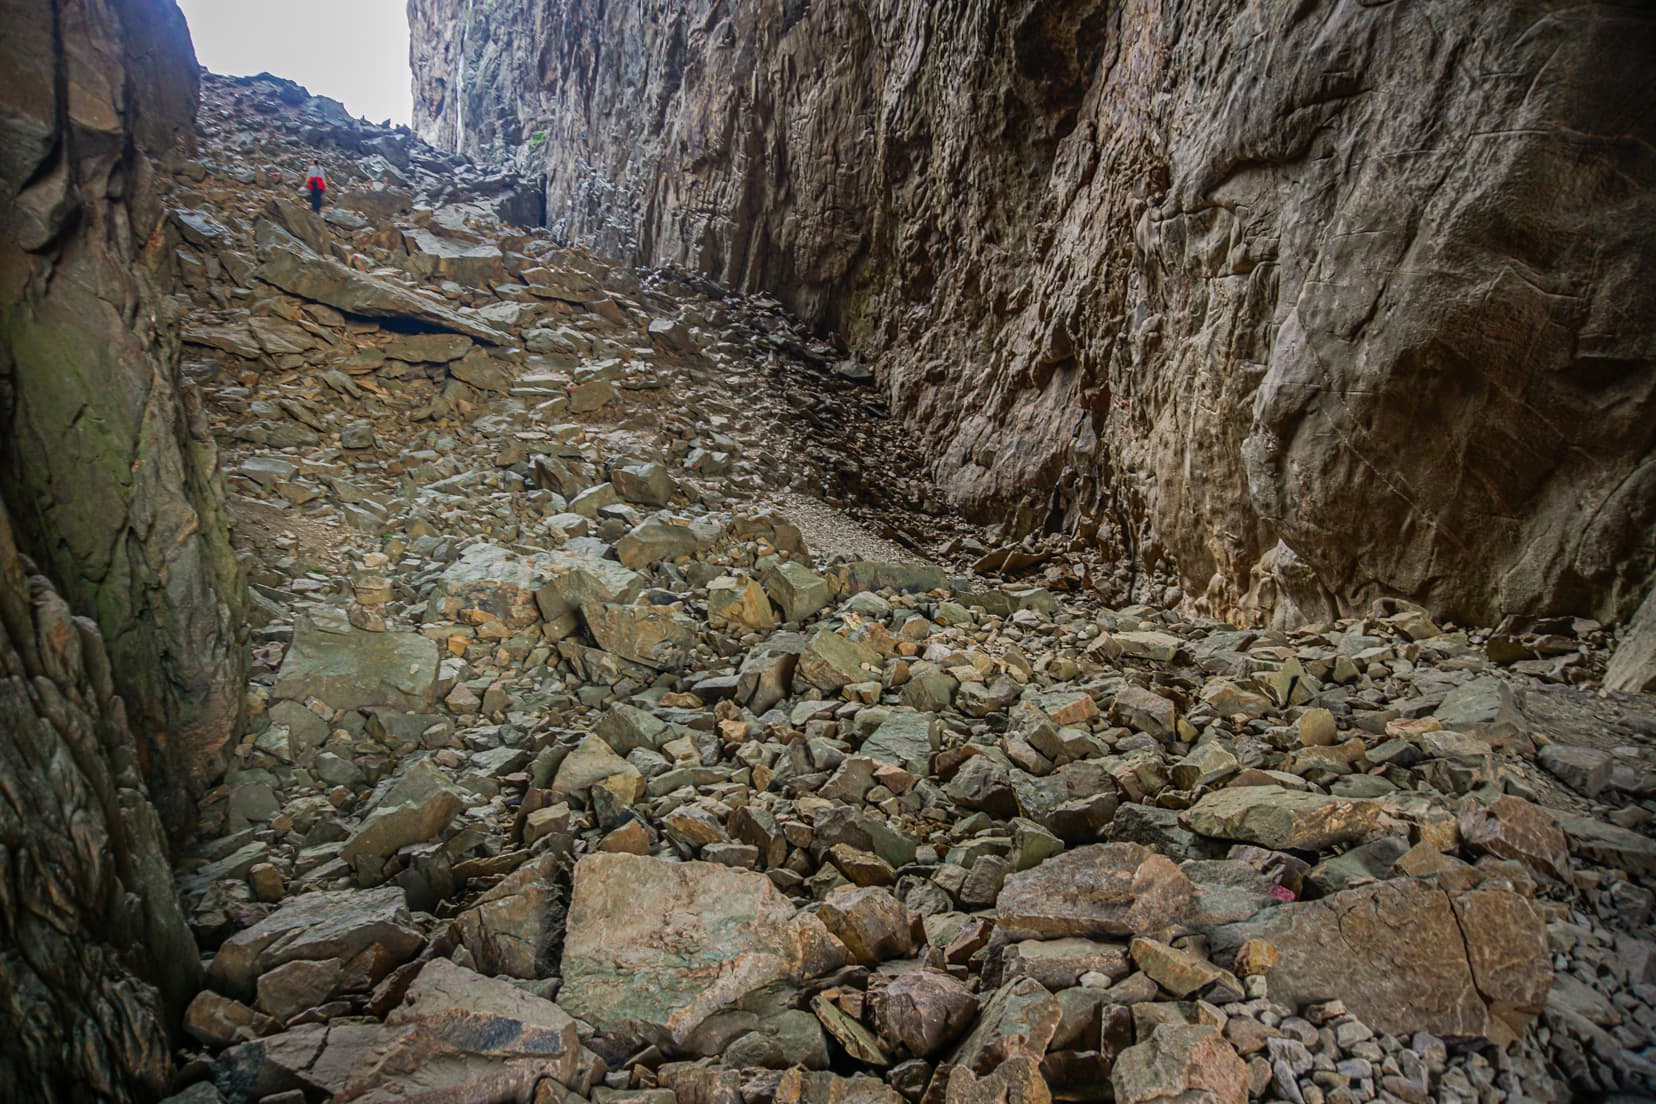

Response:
(303, 161), (327, 213)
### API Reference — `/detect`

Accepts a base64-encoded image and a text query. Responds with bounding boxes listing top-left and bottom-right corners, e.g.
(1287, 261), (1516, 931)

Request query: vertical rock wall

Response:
(1, 0), (234, 1092)
(1, 0), (246, 831)
(0, 496), (199, 1100)
(410, 0), (1656, 627)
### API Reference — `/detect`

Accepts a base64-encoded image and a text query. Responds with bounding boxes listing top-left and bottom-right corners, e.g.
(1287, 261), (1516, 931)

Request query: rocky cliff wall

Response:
(1, 0), (246, 833)
(1, 0), (233, 1094)
(0, 494), (199, 1100)
(411, 0), (1656, 628)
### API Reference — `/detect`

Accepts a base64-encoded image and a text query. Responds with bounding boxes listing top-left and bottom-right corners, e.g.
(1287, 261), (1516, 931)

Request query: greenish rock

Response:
(899, 669), (957, 712)
(830, 561), (947, 596)
(765, 561), (832, 622)
(447, 348), (513, 393)
(737, 633), (806, 713)
(946, 976), (1061, 1075)
(341, 758), (466, 866)
(797, 629), (882, 692)
(615, 516), (716, 570)
(612, 461), (676, 506)
(860, 709), (938, 773)
(534, 551), (646, 636)
(273, 619), (439, 711)
(560, 854), (831, 1049)
(584, 602), (698, 670)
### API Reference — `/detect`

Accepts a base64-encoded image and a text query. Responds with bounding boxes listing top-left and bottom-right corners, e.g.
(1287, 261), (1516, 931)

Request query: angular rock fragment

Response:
(341, 958), (587, 1102)
(273, 620), (439, 711)
(996, 844), (1197, 940)
(1210, 880), (1549, 1044)
(560, 854), (837, 1049)
(208, 886), (421, 1000)
(1180, 786), (1382, 852)
(1111, 1024), (1246, 1104)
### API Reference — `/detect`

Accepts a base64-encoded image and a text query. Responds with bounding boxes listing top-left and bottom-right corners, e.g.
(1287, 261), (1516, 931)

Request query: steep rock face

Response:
(411, 0), (1655, 627)
(0, 493), (199, 1098)
(1, 0), (246, 830)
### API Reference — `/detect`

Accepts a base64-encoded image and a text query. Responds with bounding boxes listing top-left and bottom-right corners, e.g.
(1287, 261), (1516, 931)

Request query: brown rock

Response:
(995, 844), (1197, 940)
(1129, 938), (1243, 1001)
(340, 958), (587, 1102)
(207, 886), (422, 1000)
(872, 970), (978, 1058)
(1180, 786), (1383, 852)
(1210, 880), (1549, 1045)
(1111, 1024), (1246, 1104)
(942, 1056), (1053, 1104)
(817, 886), (915, 965)
(450, 854), (565, 978)
(1458, 794), (1573, 886)
(184, 990), (280, 1048)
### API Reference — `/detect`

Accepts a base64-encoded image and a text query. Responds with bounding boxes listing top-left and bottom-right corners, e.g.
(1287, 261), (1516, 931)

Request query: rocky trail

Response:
(70, 70), (1656, 1104)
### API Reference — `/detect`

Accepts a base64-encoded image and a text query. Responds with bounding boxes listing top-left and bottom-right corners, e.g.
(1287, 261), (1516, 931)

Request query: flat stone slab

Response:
(274, 619), (438, 711)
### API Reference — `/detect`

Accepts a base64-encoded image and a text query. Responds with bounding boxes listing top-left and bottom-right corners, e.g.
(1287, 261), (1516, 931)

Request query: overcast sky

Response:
(177, 0), (413, 126)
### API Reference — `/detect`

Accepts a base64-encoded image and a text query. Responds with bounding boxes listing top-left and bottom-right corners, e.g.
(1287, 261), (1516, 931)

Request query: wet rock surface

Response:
(141, 72), (1656, 1104)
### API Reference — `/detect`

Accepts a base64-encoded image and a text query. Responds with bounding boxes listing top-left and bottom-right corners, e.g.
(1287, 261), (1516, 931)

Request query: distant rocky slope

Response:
(409, 0), (1656, 630)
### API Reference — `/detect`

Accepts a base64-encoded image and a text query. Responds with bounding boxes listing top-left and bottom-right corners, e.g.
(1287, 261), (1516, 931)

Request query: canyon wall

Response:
(1, 0), (231, 1095)
(411, 0), (1656, 628)
(1, 0), (246, 832)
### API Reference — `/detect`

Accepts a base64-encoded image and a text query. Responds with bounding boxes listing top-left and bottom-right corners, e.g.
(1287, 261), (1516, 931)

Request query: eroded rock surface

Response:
(410, 0), (1656, 629)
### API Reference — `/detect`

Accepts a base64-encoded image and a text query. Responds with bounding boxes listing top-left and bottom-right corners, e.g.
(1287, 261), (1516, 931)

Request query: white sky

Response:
(177, 0), (413, 126)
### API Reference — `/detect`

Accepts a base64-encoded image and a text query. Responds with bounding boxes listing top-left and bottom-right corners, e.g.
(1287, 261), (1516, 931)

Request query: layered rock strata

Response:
(410, 0), (1656, 629)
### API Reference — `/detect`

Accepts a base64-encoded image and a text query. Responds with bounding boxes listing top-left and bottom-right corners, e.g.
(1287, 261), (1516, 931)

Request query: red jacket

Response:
(306, 176), (326, 192)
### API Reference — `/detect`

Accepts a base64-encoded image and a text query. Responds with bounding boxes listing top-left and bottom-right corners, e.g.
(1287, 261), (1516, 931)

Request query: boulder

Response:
(584, 602), (698, 669)
(207, 886), (421, 1000)
(708, 574), (776, 632)
(766, 561), (832, 623)
(1458, 794), (1573, 886)
(860, 709), (938, 774)
(872, 970), (977, 1058)
(1210, 880), (1549, 1045)
(797, 629), (882, 692)
(257, 235), (508, 344)
(450, 854), (564, 978)
(1111, 1024), (1246, 1104)
(534, 552), (646, 636)
(995, 844), (1197, 940)
(947, 977), (1061, 1076)
(816, 885), (915, 965)
(273, 620), (438, 711)
(1179, 786), (1383, 852)
(559, 854), (838, 1049)
(341, 958), (587, 1103)
(341, 757), (466, 865)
